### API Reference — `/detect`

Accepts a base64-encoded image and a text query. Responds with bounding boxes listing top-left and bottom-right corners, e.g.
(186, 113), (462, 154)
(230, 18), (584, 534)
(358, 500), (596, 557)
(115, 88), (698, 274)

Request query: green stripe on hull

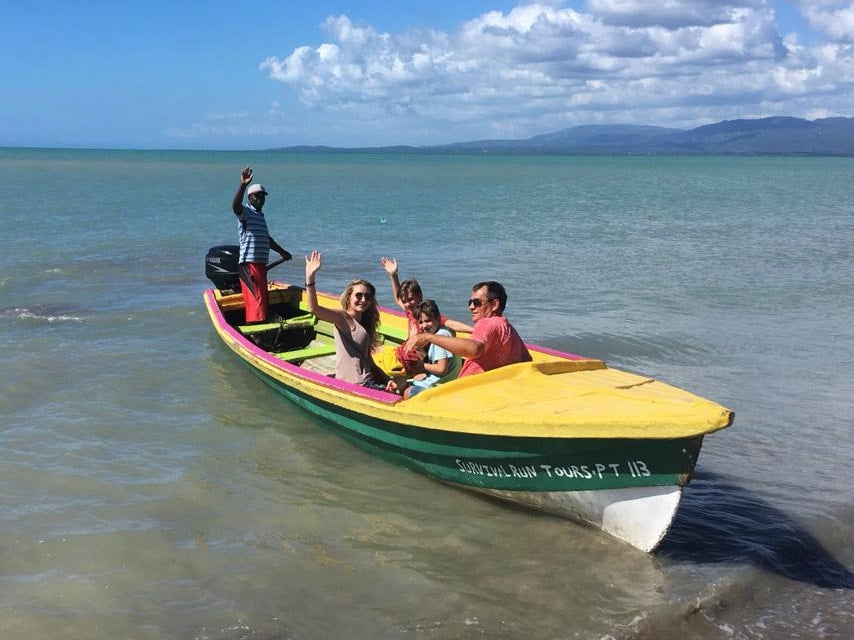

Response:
(247, 365), (702, 492)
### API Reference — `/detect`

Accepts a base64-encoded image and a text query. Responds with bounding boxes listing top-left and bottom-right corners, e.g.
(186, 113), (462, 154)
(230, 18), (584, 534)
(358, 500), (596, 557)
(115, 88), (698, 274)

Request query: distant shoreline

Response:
(3, 147), (854, 157)
(3, 115), (854, 156)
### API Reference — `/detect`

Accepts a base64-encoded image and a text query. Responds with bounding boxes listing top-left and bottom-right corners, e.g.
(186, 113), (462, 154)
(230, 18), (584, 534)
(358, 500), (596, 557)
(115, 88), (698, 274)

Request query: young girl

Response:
(304, 250), (390, 391)
(391, 299), (461, 399)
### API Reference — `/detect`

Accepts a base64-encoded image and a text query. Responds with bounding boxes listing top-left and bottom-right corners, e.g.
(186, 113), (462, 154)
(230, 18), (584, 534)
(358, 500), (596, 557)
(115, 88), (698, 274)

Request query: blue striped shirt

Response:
(237, 204), (270, 264)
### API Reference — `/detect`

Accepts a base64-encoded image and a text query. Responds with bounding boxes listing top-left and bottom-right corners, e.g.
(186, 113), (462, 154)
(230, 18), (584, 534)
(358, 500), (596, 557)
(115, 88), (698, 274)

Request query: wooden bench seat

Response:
(276, 343), (337, 362)
(239, 314), (316, 336)
(377, 324), (407, 342)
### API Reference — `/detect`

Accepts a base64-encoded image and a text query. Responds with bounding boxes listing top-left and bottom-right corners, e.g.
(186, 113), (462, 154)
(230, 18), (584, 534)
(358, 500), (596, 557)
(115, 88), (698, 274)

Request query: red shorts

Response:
(238, 262), (269, 323)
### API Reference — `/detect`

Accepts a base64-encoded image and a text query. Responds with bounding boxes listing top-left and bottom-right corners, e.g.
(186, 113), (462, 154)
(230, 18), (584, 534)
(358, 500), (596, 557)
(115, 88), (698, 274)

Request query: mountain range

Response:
(276, 116), (854, 155)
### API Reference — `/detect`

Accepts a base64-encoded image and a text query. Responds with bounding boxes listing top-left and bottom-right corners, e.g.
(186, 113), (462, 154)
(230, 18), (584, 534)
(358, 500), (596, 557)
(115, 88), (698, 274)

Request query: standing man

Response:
(232, 166), (292, 323)
(405, 281), (531, 378)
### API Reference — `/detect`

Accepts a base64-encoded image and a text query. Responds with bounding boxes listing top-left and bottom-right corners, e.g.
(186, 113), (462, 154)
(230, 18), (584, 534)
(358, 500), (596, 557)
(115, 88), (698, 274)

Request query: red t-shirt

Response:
(459, 315), (531, 378)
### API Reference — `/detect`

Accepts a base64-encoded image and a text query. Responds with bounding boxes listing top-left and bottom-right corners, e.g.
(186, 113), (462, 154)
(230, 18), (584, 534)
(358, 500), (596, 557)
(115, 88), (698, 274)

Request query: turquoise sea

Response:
(1, 148), (853, 639)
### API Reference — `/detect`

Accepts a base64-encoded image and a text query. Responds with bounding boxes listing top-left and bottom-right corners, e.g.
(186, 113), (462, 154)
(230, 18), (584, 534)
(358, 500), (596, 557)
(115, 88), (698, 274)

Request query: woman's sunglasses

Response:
(354, 292), (373, 301)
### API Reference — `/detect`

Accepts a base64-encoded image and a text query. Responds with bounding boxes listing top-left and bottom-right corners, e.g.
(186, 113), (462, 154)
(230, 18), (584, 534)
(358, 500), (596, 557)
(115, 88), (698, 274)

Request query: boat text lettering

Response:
(454, 460), (539, 479)
(455, 459), (652, 480)
(539, 461), (651, 479)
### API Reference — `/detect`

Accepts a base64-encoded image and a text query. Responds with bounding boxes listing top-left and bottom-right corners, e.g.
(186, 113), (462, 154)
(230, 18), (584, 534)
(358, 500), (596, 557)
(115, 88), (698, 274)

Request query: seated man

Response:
(405, 281), (531, 378)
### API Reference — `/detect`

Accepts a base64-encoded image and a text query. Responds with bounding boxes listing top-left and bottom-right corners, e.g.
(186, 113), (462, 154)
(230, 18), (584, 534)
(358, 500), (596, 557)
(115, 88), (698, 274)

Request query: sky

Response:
(2, 0), (853, 149)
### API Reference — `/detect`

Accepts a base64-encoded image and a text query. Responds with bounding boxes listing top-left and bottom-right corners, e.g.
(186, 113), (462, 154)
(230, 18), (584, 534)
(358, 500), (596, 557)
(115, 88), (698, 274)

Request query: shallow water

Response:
(1, 149), (852, 639)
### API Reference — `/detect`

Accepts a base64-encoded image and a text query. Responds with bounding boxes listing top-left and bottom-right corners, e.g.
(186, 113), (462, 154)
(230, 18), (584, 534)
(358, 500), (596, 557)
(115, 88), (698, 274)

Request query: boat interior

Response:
(215, 286), (408, 375)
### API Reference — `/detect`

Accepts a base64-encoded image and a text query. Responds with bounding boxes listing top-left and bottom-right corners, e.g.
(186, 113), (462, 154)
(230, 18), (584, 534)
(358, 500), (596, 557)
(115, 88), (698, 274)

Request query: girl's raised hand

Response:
(380, 256), (398, 276)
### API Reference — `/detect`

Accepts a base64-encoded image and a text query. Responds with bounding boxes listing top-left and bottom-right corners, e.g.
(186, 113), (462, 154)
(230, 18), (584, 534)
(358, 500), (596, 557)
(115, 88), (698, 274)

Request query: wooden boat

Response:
(202, 260), (733, 552)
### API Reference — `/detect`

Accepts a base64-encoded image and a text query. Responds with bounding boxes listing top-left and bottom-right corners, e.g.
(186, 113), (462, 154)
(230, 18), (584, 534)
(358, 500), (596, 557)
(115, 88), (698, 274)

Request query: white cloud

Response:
(801, 1), (854, 42)
(587, 0), (770, 29)
(251, 1), (854, 144)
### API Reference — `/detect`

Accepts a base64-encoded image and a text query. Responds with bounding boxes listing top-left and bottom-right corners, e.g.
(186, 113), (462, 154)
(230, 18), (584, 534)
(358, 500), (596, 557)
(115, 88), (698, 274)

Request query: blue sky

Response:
(2, 0), (852, 149)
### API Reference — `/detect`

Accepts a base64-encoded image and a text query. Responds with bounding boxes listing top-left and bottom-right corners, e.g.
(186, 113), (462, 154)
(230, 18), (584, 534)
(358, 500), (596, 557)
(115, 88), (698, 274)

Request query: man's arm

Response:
(269, 237), (292, 261)
(407, 332), (484, 360)
(232, 166), (253, 215)
(443, 318), (473, 333)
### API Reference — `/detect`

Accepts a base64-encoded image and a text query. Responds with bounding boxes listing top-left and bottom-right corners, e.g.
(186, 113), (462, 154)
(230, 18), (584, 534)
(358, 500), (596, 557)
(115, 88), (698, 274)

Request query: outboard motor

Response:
(205, 245), (240, 292)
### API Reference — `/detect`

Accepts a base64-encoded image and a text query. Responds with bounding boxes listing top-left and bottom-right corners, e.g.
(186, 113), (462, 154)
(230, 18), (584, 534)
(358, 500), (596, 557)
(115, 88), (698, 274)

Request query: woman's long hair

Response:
(340, 279), (381, 347)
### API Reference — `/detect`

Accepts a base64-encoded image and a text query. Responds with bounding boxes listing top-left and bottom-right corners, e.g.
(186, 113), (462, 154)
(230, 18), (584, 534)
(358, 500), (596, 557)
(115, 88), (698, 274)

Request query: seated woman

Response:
(304, 250), (390, 391)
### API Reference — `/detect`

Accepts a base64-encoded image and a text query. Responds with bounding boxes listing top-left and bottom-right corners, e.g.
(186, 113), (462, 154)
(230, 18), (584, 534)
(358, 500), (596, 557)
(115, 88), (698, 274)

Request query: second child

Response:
(388, 300), (460, 398)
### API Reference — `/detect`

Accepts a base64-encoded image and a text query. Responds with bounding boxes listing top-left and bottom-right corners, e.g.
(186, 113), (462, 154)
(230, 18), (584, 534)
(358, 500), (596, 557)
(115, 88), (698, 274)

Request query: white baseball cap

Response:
(247, 183), (268, 196)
